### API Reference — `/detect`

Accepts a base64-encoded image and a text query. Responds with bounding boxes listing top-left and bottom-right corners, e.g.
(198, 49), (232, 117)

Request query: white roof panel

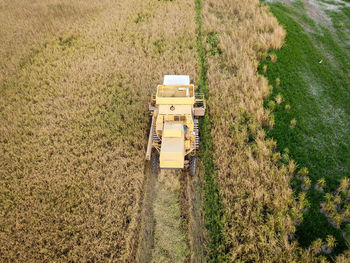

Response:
(163, 75), (190, 85)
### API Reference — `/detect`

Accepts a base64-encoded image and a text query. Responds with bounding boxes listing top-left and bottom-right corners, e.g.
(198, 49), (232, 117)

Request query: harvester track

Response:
(137, 160), (205, 262)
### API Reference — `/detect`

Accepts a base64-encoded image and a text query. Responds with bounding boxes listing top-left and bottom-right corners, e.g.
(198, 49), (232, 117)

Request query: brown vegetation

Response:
(149, 171), (189, 262)
(0, 0), (196, 261)
(321, 178), (350, 229)
(202, 1), (350, 262)
(202, 0), (303, 261)
(0, 0), (104, 80)
(2, 0), (348, 261)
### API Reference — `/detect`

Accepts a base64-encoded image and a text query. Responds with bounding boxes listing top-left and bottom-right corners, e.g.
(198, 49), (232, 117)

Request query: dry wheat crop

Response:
(202, 0), (306, 261)
(201, 0), (350, 262)
(0, 0), (196, 261)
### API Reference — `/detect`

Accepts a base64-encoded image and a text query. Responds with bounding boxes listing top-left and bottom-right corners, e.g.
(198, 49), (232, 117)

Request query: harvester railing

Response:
(194, 92), (206, 116)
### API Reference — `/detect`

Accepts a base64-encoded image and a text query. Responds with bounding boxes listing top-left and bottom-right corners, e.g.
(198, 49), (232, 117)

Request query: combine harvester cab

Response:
(146, 75), (206, 176)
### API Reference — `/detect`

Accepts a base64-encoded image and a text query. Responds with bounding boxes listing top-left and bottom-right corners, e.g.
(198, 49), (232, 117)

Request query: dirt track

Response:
(137, 160), (205, 263)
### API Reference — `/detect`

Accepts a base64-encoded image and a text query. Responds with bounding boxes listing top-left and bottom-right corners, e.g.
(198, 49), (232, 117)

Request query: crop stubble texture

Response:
(0, 0), (196, 261)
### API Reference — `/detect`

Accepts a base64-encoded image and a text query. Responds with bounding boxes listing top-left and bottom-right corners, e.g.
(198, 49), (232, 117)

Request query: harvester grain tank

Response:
(145, 75), (206, 176)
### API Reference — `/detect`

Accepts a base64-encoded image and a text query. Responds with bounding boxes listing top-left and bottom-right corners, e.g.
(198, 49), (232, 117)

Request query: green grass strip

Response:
(195, 0), (227, 262)
(259, 2), (349, 256)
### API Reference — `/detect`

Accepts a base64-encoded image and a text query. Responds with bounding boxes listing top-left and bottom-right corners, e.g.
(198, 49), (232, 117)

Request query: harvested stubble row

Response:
(0, 0), (196, 261)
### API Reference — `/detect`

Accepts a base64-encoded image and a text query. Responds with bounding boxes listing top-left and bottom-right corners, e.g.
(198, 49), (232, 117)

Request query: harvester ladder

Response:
(194, 119), (199, 150)
(153, 130), (160, 144)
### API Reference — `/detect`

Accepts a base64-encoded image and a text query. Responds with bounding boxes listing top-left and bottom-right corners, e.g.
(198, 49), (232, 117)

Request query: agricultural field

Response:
(201, 0), (302, 261)
(260, 0), (350, 257)
(0, 0), (349, 262)
(0, 0), (197, 261)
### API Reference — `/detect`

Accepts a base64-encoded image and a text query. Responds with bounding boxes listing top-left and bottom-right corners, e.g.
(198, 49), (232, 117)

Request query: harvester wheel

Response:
(189, 156), (196, 176)
(152, 153), (159, 175)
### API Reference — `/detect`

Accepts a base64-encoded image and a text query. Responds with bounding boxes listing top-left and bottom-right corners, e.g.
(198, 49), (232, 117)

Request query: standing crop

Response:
(0, 0), (196, 261)
(201, 0), (312, 261)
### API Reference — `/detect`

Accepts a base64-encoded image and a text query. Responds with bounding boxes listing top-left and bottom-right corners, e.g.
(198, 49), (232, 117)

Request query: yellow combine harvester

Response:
(145, 75), (205, 175)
